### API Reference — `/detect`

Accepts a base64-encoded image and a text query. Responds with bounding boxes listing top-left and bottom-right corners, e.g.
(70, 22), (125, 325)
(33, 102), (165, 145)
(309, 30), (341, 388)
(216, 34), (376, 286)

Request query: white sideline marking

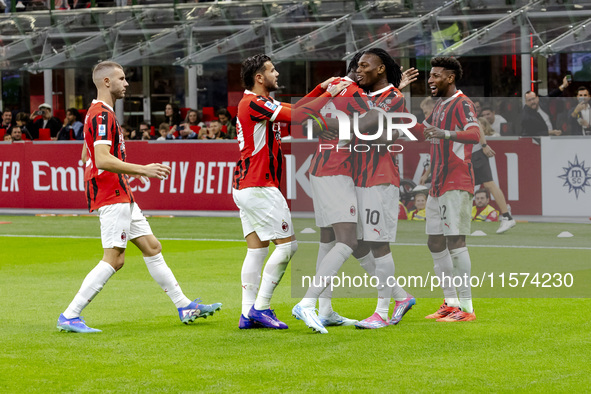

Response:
(1, 234), (590, 250)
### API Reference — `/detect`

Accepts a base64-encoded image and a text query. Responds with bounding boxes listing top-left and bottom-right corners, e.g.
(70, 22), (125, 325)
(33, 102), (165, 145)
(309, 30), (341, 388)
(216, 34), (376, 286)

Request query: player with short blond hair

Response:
(57, 61), (221, 333)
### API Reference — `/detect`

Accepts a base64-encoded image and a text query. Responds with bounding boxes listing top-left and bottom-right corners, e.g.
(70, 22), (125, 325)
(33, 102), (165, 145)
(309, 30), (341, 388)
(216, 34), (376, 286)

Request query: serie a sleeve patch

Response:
(264, 101), (278, 111)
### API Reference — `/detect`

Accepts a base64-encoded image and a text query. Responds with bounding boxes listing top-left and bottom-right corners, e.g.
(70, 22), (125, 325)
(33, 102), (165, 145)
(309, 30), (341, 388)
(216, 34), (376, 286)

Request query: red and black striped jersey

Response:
(83, 100), (134, 212)
(352, 84), (403, 187)
(233, 90), (288, 189)
(424, 90), (480, 197)
(309, 77), (371, 177)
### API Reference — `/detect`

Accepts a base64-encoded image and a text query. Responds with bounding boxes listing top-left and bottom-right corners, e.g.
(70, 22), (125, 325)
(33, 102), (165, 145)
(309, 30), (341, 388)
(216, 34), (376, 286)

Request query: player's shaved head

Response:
(241, 54), (272, 90)
(92, 61), (124, 87)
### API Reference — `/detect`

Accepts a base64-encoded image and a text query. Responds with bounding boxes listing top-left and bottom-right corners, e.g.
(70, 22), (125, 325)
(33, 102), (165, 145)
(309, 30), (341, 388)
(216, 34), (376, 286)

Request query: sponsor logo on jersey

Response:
(264, 101), (278, 111)
(98, 124), (106, 136)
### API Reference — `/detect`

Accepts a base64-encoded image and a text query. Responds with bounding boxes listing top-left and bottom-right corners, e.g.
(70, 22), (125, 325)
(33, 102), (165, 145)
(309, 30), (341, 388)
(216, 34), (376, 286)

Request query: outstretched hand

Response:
(143, 163), (171, 180)
(399, 67), (419, 90)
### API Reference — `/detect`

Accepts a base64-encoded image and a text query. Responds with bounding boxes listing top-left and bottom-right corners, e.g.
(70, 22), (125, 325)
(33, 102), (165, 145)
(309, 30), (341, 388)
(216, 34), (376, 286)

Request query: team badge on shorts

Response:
(350, 205), (356, 216)
(281, 220), (289, 232)
(121, 230), (127, 242)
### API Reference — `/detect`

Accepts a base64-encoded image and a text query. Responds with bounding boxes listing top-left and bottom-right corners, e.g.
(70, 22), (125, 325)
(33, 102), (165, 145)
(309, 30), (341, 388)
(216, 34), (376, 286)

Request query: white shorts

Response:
(355, 184), (399, 242)
(426, 190), (473, 236)
(310, 174), (358, 228)
(98, 202), (153, 249)
(232, 186), (294, 241)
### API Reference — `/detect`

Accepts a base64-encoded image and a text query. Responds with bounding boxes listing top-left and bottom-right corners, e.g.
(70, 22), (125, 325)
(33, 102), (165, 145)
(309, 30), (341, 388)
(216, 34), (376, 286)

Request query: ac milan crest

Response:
(350, 205), (356, 216)
(121, 230), (127, 242)
(281, 220), (289, 232)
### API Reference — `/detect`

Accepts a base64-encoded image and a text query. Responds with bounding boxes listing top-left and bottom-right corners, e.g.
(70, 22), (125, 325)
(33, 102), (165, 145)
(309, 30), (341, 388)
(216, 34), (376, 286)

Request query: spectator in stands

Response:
(121, 124), (133, 140)
(199, 120), (225, 140)
(137, 122), (153, 140)
(3, 133), (11, 142)
(156, 122), (169, 141)
(574, 56), (591, 82)
(407, 185), (428, 221)
(419, 97), (435, 119)
(30, 103), (62, 139)
(472, 189), (499, 222)
(473, 98), (482, 117)
(164, 103), (182, 131)
(521, 91), (562, 136)
(15, 112), (34, 139)
(184, 109), (205, 129)
(480, 106), (506, 136)
(478, 117), (497, 137)
(565, 86), (591, 136)
(1, 109), (13, 135)
(216, 108), (236, 139)
(173, 124), (198, 140)
(57, 108), (84, 140)
(10, 125), (23, 142)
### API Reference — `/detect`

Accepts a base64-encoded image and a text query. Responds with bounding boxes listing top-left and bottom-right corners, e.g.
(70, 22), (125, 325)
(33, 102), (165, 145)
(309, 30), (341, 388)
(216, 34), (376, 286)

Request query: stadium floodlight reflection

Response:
(25, 19), (130, 72)
(271, 2), (377, 63)
(436, 0), (544, 57)
(533, 18), (591, 57)
(174, 3), (305, 66)
(342, 0), (462, 61)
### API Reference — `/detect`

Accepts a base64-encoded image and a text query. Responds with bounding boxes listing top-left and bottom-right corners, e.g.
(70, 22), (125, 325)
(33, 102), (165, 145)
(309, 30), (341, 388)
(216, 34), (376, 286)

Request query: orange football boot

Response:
(436, 309), (476, 322)
(425, 302), (460, 319)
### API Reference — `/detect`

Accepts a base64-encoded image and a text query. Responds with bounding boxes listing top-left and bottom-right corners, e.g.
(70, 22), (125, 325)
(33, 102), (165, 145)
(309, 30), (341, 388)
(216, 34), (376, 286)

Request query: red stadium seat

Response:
(150, 126), (156, 137)
(227, 106), (238, 119)
(0, 128), (5, 139)
(79, 109), (88, 121)
(38, 128), (51, 140)
(180, 107), (191, 120)
(202, 107), (215, 122)
(54, 109), (66, 124)
(189, 125), (201, 134)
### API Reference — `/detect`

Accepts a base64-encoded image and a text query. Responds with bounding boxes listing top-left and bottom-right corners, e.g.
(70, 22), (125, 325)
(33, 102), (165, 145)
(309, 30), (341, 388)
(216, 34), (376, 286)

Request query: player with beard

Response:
(57, 61), (222, 333)
(351, 48), (417, 329)
(234, 54), (349, 330)
(292, 53), (371, 332)
(292, 52), (420, 333)
(423, 57), (480, 322)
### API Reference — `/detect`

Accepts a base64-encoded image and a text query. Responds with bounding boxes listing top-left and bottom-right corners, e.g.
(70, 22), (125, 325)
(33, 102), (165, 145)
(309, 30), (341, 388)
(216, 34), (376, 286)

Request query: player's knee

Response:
(112, 257), (125, 271)
(427, 237), (446, 252)
(344, 238), (358, 252)
(151, 240), (162, 255)
(446, 237), (466, 250)
(143, 239), (162, 257)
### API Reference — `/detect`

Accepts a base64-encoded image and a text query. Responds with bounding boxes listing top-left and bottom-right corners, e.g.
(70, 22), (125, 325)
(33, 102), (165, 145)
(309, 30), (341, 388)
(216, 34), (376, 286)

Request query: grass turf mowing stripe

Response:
(1, 233), (591, 250)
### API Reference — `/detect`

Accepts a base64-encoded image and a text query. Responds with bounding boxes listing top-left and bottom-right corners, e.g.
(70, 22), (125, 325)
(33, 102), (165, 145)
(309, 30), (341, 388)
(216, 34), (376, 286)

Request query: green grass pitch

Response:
(1, 215), (590, 392)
